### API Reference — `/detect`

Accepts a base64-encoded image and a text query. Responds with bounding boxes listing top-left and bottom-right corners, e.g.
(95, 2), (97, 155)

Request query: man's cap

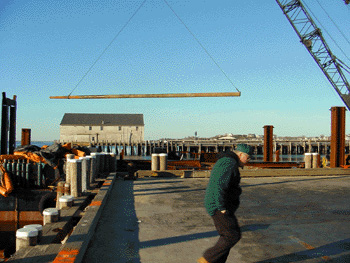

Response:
(235, 144), (253, 155)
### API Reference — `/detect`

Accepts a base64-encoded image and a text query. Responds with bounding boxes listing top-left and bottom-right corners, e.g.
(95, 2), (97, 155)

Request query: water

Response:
(253, 154), (309, 163)
(12, 141), (317, 162)
(15, 141), (55, 149)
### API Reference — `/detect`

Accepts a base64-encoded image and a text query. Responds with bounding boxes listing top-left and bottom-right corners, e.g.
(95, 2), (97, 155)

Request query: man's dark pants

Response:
(203, 210), (241, 263)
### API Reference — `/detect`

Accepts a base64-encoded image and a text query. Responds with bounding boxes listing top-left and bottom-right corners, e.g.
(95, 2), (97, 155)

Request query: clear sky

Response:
(1, 0), (350, 141)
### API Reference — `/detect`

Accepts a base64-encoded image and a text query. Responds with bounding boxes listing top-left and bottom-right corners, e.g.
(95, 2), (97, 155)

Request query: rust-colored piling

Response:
(16, 228), (38, 251)
(330, 107), (346, 168)
(263, 125), (274, 162)
(21, 128), (31, 146)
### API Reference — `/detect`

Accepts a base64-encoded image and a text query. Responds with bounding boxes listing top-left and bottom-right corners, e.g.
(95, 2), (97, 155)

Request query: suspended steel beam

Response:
(50, 92), (241, 99)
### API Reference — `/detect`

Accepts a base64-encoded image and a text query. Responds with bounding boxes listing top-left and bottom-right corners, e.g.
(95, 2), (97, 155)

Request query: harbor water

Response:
(14, 141), (325, 163)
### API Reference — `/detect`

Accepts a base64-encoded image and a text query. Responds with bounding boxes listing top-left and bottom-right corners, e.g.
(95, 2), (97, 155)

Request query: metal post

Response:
(1, 93), (8, 155)
(37, 162), (43, 187)
(330, 107), (346, 168)
(26, 162), (30, 187)
(11, 160), (17, 186)
(1, 93), (17, 154)
(21, 128), (31, 146)
(263, 125), (274, 162)
(9, 95), (17, 154)
(21, 160), (26, 187)
(16, 160), (21, 186)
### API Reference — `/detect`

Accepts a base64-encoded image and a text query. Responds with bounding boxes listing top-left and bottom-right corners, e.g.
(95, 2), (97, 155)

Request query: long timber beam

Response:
(50, 92), (241, 99)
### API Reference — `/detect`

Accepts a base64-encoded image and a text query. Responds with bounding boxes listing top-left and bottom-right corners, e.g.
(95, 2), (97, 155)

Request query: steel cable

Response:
(163, 0), (240, 93)
(68, 0), (147, 98)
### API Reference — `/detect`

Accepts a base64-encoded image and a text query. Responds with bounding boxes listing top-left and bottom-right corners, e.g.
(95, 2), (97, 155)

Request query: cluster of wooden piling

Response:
(81, 138), (344, 159)
(14, 152), (117, 253)
(64, 153), (116, 198)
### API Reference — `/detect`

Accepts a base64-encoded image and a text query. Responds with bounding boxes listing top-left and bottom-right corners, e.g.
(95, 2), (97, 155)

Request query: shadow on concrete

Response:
(134, 188), (206, 196)
(256, 238), (350, 263)
(140, 230), (218, 249)
(241, 224), (270, 232)
(82, 180), (141, 263)
(242, 176), (345, 188)
(139, 224), (270, 249)
(133, 185), (191, 192)
(133, 179), (184, 186)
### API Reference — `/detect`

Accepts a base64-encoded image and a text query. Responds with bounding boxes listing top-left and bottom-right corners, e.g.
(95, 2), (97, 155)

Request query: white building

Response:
(60, 113), (144, 144)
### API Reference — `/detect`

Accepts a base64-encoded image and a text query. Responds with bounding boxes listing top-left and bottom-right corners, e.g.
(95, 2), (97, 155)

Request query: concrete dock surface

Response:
(83, 174), (350, 263)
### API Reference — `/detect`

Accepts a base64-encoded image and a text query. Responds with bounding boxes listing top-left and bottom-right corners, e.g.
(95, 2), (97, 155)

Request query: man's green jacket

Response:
(204, 152), (242, 216)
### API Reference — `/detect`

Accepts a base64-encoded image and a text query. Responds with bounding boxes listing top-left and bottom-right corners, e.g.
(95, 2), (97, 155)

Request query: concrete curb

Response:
(51, 174), (116, 263)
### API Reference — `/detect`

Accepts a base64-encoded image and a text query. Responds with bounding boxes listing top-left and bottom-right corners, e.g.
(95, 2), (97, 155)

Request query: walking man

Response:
(198, 144), (252, 263)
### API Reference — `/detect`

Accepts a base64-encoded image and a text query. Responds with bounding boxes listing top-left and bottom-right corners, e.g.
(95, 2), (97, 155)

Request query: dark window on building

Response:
(136, 126), (138, 131)
(100, 126), (103, 131)
(89, 126), (92, 130)
(119, 126), (122, 131)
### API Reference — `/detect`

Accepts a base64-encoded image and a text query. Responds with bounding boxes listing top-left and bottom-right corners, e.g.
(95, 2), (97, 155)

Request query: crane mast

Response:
(275, 0), (350, 110)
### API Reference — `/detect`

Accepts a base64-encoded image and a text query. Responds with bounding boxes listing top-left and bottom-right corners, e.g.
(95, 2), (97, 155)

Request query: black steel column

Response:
(1, 92), (17, 155)
(263, 125), (274, 162)
(1, 93), (8, 155)
(330, 107), (346, 168)
(9, 95), (17, 154)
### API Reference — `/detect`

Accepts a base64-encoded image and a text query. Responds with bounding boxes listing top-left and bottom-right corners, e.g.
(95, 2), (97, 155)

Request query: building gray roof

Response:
(60, 113), (144, 126)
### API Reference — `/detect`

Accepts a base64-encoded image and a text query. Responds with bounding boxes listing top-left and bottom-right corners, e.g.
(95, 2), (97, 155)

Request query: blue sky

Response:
(1, 0), (350, 141)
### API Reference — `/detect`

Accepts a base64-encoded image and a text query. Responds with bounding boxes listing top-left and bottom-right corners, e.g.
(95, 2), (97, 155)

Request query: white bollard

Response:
(151, 154), (159, 171)
(43, 208), (60, 225)
(312, 153), (319, 168)
(85, 156), (92, 189)
(159, 153), (168, 171)
(23, 224), (43, 242)
(67, 159), (82, 197)
(65, 154), (75, 187)
(79, 157), (89, 192)
(90, 154), (97, 184)
(16, 228), (38, 251)
(59, 195), (74, 209)
(304, 153), (312, 169)
(91, 153), (101, 178)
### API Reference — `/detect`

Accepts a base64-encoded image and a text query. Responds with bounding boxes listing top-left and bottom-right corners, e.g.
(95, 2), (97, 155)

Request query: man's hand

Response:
(220, 210), (227, 214)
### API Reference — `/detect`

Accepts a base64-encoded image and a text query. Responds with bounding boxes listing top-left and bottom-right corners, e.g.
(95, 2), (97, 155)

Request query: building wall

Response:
(60, 125), (144, 144)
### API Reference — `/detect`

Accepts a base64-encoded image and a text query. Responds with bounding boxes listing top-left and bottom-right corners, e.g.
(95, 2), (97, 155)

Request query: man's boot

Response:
(197, 257), (210, 263)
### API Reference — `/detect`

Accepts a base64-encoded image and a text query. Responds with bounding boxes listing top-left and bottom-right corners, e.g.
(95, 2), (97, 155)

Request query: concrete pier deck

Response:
(82, 174), (350, 263)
